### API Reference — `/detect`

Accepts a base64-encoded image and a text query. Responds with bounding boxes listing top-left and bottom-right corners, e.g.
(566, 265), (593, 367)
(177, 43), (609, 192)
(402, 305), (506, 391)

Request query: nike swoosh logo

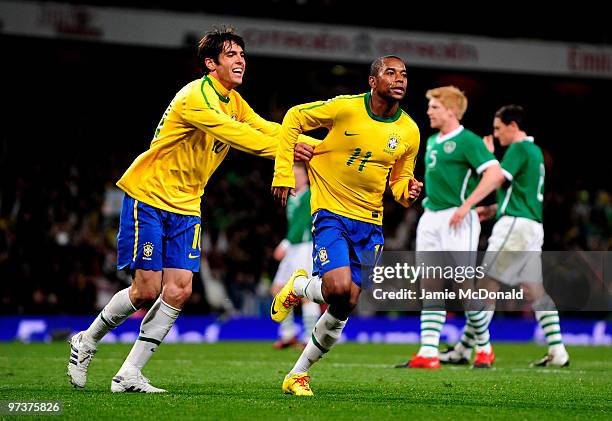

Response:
(344, 130), (359, 136)
(188, 253), (200, 259)
(271, 297), (278, 315)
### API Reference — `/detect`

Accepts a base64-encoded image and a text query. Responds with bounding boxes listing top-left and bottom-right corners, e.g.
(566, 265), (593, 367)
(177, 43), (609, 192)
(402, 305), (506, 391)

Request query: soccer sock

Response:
(279, 312), (298, 341)
(453, 323), (475, 357)
(293, 275), (325, 304)
(83, 287), (138, 346)
(301, 301), (322, 343)
(119, 297), (180, 373)
(457, 310), (494, 355)
(465, 310), (493, 353)
(290, 310), (346, 374)
(535, 310), (567, 355)
(417, 311), (446, 357)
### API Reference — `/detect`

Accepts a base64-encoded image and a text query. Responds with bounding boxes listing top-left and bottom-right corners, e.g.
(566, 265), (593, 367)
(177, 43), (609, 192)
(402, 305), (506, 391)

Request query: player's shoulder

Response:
(458, 128), (483, 142)
(174, 79), (199, 99)
(455, 128), (487, 150)
(514, 138), (543, 157)
(295, 93), (364, 113)
(326, 93), (367, 108)
(181, 77), (213, 106)
(398, 109), (420, 131)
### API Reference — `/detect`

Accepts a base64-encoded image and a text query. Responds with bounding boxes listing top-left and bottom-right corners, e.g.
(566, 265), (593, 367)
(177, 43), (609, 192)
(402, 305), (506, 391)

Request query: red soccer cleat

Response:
(395, 354), (441, 369)
(473, 349), (495, 368)
(273, 336), (299, 350)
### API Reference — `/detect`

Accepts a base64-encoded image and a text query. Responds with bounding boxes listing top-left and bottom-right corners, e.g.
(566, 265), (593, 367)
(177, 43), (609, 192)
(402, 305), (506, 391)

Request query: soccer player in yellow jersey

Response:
(270, 56), (423, 396)
(67, 27), (317, 393)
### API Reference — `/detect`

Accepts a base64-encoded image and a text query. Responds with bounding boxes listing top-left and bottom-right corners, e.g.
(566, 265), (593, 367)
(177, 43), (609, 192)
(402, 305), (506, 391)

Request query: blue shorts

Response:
(117, 194), (202, 272)
(311, 209), (384, 287)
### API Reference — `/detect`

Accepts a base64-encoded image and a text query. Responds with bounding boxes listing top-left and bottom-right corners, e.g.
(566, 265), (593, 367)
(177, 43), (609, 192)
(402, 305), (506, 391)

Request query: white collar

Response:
(436, 125), (464, 143)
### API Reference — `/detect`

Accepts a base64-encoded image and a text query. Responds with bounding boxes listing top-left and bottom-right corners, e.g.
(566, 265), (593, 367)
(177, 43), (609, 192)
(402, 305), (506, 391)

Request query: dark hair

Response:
(369, 55), (405, 77)
(197, 26), (245, 75)
(495, 104), (527, 131)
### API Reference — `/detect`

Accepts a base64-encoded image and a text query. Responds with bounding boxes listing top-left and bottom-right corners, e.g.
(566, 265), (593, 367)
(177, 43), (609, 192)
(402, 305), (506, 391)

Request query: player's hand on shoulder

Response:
(483, 135), (495, 153)
(294, 142), (315, 162)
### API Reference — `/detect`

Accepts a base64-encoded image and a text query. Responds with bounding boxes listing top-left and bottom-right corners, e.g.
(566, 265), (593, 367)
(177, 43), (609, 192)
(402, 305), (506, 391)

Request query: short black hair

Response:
(369, 55), (405, 77)
(495, 104), (527, 131)
(197, 26), (245, 75)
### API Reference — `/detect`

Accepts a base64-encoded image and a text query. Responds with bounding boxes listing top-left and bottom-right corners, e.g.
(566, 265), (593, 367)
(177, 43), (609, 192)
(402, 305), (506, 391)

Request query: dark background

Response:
(0, 1), (610, 316)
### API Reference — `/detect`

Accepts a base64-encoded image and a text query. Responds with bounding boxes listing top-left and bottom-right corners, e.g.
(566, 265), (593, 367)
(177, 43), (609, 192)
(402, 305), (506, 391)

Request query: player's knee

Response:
(323, 278), (352, 302)
(163, 283), (192, 307)
(348, 285), (361, 308)
(130, 271), (162, 304)
(130, 284), (161, 305)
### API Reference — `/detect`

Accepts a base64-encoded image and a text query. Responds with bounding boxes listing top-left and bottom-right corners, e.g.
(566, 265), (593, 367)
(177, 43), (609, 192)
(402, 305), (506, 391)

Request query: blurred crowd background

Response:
(0, 1), (610, 316)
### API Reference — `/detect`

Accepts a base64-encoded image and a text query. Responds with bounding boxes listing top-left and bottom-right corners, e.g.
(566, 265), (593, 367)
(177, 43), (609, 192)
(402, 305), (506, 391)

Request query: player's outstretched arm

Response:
(239, 98), (321, 162)
(183, 90), (278, 159)
(272, 99), (337, 197)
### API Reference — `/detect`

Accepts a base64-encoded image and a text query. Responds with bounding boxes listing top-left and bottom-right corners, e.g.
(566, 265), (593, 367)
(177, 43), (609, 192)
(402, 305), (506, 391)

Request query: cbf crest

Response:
(384, 133), (400, 154)
(318, 247), (329, 265)
(143, 242), (154, 260)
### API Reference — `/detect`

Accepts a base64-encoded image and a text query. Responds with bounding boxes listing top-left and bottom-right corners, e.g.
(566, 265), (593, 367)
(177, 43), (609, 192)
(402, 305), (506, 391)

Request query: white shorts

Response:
(482, 216), (543, 286)
(416, 207), (480, 268)
(272, 242), (313, 286)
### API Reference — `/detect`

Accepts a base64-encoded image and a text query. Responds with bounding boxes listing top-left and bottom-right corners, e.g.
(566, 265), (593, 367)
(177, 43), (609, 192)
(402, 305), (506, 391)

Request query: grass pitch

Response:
(0, 342), (610, 420)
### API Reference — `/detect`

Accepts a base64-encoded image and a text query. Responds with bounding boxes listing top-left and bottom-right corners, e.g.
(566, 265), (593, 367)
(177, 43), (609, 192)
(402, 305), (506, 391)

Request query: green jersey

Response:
(286, 188), (312, 244)
(423, 126), (498, 211)
(497, 137), (544, 222)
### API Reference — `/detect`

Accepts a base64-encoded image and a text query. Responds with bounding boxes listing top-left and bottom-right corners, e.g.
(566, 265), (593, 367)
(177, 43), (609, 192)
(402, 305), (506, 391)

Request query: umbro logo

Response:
(344, 130), (359, 136)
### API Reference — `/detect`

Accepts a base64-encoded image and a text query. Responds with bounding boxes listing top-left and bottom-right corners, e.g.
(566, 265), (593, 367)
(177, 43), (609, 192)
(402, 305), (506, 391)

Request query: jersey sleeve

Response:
(500, 143), (526, 181)
(239, 97), (282, 137)
(272, 98), (342, 188)
(183, 86), (278, 159)
(465, 135), (499, 174)
(237, 94), (322, 149)
(389, 125), (420, 207)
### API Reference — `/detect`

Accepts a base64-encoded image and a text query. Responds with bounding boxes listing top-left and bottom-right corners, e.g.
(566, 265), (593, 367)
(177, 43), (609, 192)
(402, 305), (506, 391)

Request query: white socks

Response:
(279, 301), (321, 343)
(293, 275), (325, 304)
(118, 297), (180, 373)
(301, 301), (322, 343)
(83, 287), (137, 345)
(465, 310), (493, 353)
(279, 313), (298, 341)
(417, 311), (446, 357)
(535, 310), (567, 355)
(290, 310), (346, 374)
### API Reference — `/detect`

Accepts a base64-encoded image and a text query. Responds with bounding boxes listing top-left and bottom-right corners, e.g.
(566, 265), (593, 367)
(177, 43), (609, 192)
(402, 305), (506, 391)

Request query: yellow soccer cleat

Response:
(282, 373), (313, 396)
(270, 269), (307, 322)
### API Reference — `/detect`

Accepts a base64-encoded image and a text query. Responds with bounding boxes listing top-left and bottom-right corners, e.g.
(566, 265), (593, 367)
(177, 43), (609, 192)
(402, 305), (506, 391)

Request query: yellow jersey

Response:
(273, 92), (420, 225)
(117, 75), (315, 216)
